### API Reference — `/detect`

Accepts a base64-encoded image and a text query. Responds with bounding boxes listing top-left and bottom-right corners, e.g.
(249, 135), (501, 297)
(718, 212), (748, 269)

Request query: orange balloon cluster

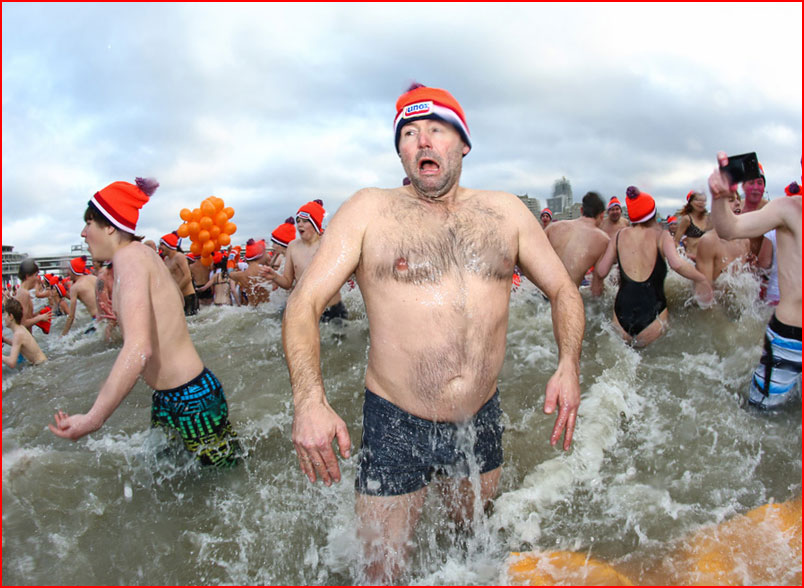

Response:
(176, 196), (237, 266)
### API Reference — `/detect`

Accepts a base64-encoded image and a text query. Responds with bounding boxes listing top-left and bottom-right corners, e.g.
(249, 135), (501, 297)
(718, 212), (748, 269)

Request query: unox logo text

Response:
(403, 101), (432, 118)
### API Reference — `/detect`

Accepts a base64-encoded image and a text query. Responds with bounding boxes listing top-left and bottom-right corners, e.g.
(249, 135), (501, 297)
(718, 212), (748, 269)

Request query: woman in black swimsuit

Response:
(595, 187), (712, 347)
(674, 190), (712, 261)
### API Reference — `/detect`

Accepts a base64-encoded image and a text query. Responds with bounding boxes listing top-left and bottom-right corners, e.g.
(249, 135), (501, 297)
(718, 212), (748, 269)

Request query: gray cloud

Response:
(3, 3), (801, 256)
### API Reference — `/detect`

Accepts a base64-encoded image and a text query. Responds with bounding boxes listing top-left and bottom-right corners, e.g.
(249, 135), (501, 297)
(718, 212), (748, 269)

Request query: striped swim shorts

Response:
(748, 314), (802, 409)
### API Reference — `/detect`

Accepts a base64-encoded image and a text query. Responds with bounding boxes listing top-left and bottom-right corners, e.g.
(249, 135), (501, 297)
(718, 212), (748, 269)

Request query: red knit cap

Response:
(540, 208), (553, 219)
(785, 181), (801, 196)
(70, 256), (92, 275)
(271, 217), (297, 247)
(90, 178), (158, 233)
(296, 200), (326, 234)
(607, 197), (622, 210)
(160, 231), (181, 251)
(666, 215), (678, 224)
(625, 186), (656, 224)
(245, 238), (266, 261)
(212, 251), (224, 265)
(394, 83), (471, 154)
(54, 280), (67, 297)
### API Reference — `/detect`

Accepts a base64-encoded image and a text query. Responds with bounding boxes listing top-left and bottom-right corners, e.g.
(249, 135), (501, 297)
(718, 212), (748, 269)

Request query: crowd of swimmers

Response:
(1, 82), (800, 583)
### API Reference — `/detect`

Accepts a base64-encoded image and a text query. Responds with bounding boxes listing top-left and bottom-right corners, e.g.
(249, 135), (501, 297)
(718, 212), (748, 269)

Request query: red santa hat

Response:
(296, 200), (326, 234)
(394, 83), (471, 155)
(245, 238), (266, 261)
(70, 256), (92, 275)
(89, 177), (159, 234)
(160, 231), (181, 251)
(607, 197), (622, 210)
(784, 181), (800, 196)
(625, 186), (656, 224)
(271, 217), (297, 247)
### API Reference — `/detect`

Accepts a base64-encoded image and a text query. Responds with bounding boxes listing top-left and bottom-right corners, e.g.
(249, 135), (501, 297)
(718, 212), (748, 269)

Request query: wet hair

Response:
(83, 202), (144, 242)
(3, 297), (23, 324)
(581, 192), (605, 218)
(680, 191), (705, 216)
(18, 258), (39, 280)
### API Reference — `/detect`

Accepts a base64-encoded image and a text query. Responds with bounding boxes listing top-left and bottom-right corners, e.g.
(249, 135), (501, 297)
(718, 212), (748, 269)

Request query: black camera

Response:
(719, 152), (761, 184)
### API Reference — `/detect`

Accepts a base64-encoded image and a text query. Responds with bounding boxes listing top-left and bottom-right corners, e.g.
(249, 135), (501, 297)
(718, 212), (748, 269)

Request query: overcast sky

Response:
(3, 2), (801, 257)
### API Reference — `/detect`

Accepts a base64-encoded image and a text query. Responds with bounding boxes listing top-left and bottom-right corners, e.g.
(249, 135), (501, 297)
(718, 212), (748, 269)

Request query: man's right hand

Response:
(292, 398), (351, 486)
(709, 151), (737, 200)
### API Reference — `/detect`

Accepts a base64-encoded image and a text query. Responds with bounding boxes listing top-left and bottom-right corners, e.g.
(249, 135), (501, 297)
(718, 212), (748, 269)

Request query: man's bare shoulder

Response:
(113, 243), (159, 279)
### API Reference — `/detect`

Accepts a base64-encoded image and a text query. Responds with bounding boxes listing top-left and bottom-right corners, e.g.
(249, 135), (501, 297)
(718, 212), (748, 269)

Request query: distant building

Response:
(552, 202), (582, 221)
(2, 244), (92, 286)
(546, 177), (573, 214)
(516, 193), (543, 217)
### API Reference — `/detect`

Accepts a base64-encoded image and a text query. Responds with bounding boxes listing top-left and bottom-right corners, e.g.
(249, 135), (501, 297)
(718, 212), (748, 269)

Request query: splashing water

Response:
(2, 274), (800, 584)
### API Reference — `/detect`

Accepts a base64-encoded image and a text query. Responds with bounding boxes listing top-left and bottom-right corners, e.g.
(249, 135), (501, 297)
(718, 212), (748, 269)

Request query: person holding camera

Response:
(709, 152), (801, 408)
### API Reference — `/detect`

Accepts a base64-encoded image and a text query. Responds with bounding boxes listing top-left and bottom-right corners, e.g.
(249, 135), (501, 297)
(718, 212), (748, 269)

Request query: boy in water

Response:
(3, 297), (48, 367)
(48, 177), (241, 467)
(61, 256), (100, 335)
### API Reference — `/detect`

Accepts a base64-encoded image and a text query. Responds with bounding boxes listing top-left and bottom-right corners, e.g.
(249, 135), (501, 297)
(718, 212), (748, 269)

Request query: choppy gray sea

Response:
(2, 267), (800, 585)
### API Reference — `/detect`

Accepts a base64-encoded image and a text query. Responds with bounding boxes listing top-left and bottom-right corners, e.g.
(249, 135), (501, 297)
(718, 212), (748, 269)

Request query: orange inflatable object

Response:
(667, 497), (802, 585)
(505, 498), (801, 586)
(507, 550), (633, 586)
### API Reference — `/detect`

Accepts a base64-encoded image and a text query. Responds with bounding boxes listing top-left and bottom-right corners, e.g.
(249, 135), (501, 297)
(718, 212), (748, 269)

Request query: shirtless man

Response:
(3, 297), (47, 367)
(48, 177), (240, 467)
(61, 256), (100, 335)
(709, 152), (801, 409)
(263, 200), (349, 322)
(229, 239), (273, 306)
(282, 84), (583, 582)
(600, 196), (630, 238)
(160, 232), (198, 316)
(695, 193), (753, 284)
(15, 259), (52, 332)
(545, 191), (610, 291)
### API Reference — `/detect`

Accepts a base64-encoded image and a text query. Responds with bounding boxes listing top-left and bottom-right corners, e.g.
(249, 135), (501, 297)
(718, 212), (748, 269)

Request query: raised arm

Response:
(49, 252), (153, 440)
(515, 198), (584, 450)
(709, 152), (787, 240)
(283, 190), (370, 485)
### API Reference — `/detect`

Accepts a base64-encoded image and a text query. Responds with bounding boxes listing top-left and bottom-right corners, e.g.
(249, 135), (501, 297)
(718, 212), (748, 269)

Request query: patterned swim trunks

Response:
(748, 314), (802, 409)
(151, 368), (242, 467)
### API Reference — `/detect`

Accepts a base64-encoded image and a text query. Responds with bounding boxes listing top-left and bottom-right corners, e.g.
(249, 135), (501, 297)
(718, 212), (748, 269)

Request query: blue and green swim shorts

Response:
(151, 367), (242, 467)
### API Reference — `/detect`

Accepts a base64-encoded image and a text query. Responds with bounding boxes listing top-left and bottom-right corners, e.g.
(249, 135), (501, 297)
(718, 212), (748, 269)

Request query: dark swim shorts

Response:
(321, 300), (348, 323)
(356, 388), (504, 496)
(183, 293), (199, 316)
(151, 368), (242, 467)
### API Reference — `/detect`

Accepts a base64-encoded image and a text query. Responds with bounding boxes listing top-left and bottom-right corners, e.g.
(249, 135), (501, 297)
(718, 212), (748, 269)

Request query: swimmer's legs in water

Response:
(355, 467), (500, 583)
